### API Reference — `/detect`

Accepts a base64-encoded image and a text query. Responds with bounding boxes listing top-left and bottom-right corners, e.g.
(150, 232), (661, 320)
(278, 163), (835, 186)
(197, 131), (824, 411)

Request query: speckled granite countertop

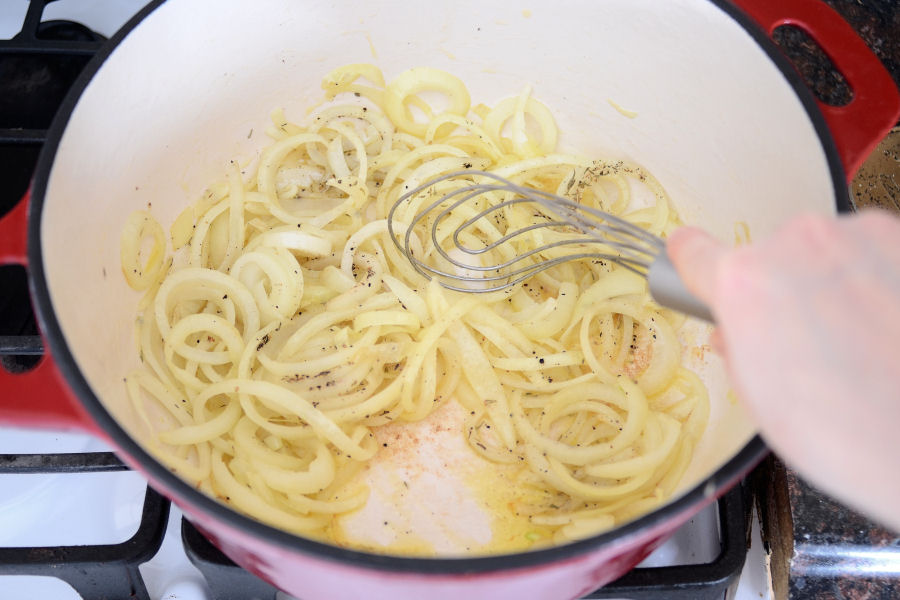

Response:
(755, 2), (900, 599)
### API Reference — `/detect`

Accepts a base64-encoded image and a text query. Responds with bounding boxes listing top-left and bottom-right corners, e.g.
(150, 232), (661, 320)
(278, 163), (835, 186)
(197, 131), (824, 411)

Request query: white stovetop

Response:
(0, 426), (772, 600)
(0, 1), (773, 598)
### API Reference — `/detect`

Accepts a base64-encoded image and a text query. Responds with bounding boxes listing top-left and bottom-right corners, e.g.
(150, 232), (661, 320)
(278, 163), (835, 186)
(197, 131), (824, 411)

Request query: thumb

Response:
(666, 227), (727, 305)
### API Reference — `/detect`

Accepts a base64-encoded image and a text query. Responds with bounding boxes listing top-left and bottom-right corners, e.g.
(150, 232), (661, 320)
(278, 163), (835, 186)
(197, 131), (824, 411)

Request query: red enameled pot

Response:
(0, 0), (897, 598)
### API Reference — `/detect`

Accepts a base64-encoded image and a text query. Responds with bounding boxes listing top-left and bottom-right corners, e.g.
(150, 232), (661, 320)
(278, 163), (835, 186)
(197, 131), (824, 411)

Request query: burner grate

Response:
(183, 520), (282, 600)
(0, 2), (109, 375)
(586, 484), (749, 600)
(181, 483), (748, 600)
(0, 451), (169, 600)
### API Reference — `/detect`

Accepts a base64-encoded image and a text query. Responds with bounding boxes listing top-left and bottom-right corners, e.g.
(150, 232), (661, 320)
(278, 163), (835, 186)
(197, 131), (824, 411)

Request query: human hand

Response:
(668, 210), (900, 532)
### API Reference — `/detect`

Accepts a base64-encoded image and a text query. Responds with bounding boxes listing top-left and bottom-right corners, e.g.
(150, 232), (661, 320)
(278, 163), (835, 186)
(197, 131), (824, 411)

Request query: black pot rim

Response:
(26, 0), (847, 576)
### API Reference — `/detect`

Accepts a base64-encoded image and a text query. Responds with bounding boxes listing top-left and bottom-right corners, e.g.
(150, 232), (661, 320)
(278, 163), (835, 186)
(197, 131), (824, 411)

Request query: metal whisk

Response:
(387, 170), (711, 321)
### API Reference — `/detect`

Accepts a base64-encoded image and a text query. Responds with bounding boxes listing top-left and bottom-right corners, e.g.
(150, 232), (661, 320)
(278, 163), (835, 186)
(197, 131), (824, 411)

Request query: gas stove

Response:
(3, 1), (891, 598)
(0, 431), (763, 599)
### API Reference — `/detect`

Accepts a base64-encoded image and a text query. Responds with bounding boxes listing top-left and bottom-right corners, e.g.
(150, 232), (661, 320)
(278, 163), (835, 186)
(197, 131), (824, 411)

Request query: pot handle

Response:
(0, 193), (100, 434)
(732, 0), (900, 181)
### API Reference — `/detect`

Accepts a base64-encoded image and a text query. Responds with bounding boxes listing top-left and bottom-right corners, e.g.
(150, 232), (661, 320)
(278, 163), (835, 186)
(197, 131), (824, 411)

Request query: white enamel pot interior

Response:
(27, 0), (848, 597)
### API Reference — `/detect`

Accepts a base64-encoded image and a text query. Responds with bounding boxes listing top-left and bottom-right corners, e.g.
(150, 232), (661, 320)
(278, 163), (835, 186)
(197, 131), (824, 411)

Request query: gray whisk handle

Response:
(647, 252), (714, 323)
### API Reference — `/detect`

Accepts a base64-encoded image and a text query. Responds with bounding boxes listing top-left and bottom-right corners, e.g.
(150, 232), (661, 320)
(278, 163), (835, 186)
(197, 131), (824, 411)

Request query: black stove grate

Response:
(2, 10), (170, 600)
(0, 452), (170, 600)
(0, 0), (105, 374)
(587, 485), (749, 600)
(182, 484), (748, 600)
(0, 2), (749, 599)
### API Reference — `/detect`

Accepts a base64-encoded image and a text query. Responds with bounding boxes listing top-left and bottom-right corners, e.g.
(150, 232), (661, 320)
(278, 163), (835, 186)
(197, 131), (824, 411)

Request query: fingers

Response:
(666, 227), (727, 305)
(709, 328), (726, 355)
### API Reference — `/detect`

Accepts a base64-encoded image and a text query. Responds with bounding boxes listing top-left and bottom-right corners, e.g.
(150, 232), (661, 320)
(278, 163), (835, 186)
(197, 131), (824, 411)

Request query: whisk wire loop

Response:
(387, 169), (666, 292)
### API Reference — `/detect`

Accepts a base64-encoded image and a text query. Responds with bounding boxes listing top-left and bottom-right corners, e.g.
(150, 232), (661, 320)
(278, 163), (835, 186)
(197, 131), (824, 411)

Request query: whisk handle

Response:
(647, 252), (714, 323)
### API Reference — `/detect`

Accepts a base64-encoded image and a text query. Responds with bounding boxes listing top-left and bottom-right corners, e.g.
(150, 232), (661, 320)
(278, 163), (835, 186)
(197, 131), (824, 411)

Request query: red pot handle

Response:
(732, 0), (900, 182)
(0, 193), (99, 434)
